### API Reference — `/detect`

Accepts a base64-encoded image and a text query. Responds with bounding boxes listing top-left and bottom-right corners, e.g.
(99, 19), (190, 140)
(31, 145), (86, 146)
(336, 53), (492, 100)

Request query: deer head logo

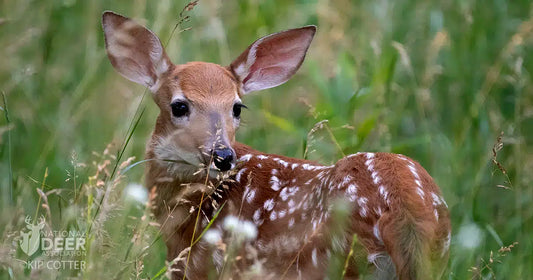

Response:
(19, 216), (45, 256)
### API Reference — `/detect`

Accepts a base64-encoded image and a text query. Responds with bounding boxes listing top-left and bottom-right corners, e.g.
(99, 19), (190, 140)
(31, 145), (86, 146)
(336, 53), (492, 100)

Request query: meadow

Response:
(1, 0), (532, 279)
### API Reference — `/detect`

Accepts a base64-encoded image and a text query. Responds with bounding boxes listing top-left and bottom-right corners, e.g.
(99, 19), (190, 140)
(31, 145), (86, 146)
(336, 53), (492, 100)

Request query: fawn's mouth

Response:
(153, 138), (236, 174)
(161, 155), (234, 175)
(160, 154), (235, 174)
(209, 161), (236, 172)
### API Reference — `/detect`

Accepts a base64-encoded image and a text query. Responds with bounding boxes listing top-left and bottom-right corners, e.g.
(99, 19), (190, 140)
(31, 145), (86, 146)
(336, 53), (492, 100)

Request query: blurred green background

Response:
(1, 0), (532, 279)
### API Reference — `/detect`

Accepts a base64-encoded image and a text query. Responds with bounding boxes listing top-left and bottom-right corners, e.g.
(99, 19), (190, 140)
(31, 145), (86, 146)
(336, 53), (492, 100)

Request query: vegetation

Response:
(1, 0), (532, 278)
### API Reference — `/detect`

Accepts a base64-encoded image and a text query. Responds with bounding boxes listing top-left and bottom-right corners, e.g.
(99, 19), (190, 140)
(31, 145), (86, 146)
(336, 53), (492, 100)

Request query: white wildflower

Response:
(223, 216), (240, 231)
(457, 223), (483, 249)
(241, 220), (258, 240)
(124, 183), (148, 204)
(203, 229), (222, 245)
(223, 215), (258, 241)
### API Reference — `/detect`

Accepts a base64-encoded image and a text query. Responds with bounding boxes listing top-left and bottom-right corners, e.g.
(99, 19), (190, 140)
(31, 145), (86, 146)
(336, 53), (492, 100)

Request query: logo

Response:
(17, 216), (87, 271)
(19, 216), (44, 256)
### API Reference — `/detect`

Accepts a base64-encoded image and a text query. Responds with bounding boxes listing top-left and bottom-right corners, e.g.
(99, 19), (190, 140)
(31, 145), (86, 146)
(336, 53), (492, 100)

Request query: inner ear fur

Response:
(230, 25), (316, 95)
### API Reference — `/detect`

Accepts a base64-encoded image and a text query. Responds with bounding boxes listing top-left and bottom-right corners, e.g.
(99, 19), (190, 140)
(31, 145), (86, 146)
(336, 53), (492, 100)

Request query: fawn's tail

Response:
(380, 199), (437, 280)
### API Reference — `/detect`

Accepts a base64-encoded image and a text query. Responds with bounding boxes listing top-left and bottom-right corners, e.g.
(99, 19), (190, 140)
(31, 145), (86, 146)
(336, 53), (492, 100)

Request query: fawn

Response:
(102, 11), (451, 280)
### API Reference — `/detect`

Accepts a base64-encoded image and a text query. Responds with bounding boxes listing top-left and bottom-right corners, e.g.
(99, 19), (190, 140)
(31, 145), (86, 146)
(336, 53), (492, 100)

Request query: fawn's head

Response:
(102, 11), (315, 177)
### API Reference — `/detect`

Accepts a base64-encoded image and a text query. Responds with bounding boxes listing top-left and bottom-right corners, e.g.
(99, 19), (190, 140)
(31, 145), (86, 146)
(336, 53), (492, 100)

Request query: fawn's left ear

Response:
(230, 26), (316, 95)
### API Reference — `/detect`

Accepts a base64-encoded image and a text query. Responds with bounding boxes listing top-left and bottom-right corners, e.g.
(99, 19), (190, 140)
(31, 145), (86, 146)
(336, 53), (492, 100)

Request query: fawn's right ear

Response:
(102, 11), (171, 92)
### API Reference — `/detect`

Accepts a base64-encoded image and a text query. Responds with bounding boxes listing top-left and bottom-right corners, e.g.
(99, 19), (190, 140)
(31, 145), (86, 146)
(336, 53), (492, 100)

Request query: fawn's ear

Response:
(102, 11), (171, 92)
(230, 26), (316, 95)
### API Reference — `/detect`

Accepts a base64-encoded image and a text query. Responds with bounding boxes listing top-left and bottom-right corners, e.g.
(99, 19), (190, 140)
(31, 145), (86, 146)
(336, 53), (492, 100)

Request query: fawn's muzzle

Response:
(212, 148), (235, 171)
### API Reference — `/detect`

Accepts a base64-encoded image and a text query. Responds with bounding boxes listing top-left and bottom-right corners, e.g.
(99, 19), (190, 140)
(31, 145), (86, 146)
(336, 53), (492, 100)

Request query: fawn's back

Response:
(102, 11), (451, 279)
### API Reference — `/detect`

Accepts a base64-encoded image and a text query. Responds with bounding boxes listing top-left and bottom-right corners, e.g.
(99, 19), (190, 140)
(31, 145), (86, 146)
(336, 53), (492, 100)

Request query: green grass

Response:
(1, 0), (532, 279)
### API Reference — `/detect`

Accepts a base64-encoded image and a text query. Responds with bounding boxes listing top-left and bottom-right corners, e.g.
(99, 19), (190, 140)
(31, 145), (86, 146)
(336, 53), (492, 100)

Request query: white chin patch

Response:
(153, 136), (203, 178)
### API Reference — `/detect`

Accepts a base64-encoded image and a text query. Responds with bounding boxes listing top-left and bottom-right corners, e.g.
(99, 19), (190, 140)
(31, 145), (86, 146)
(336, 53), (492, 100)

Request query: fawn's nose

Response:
(212, 148), (235, 172)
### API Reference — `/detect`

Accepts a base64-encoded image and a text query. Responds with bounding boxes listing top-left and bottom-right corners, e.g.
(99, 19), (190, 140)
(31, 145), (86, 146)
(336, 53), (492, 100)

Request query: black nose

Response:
(212, 148), (234, 171)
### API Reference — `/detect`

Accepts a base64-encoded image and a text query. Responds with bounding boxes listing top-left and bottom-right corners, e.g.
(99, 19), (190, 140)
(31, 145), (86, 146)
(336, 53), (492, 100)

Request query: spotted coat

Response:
(152, 142), (451, 280)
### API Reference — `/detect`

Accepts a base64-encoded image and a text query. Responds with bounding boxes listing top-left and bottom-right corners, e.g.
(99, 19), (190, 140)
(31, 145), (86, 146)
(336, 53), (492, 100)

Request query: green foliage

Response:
(1, 0), (532, 278)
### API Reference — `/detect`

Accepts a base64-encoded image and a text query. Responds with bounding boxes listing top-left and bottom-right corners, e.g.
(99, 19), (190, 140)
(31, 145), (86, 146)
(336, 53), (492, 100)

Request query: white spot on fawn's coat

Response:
(264, 198), (274, 211)
(346, 184), (358, 202)
(273, 158), (289, 168)
(416, 187), (425, 200)
(239, 154), (253, 162)
(246, 189), (256, 204)
(253, 209), (263, 225)
(288, 218), (295, 228)
(270, 175), (281, 191)
(235, 168), (247, 182)
(311, 248), (318, 267)
(357, 197), (369, 217)
(270, 176), (281, 191)
(373, 223), (383, 244)
(371, 171), (380, 184)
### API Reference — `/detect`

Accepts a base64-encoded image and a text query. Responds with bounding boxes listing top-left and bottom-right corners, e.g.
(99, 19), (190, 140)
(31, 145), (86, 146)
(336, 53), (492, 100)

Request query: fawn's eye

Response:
(171, 101), (189, 118)
(233, 103), (246, 118)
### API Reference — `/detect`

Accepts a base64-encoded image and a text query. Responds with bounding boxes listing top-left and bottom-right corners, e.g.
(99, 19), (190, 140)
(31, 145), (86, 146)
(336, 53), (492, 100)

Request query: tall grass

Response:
(1, 0), (532, 279)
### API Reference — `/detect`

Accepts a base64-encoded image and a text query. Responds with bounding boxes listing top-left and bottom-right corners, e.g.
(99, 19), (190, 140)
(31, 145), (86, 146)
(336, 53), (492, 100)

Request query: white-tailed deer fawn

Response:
(103, 11), (451, 280)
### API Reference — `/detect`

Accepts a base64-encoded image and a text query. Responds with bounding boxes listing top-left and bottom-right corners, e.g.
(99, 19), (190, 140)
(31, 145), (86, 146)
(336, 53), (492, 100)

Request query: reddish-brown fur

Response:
(102, 11), (451, 280)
